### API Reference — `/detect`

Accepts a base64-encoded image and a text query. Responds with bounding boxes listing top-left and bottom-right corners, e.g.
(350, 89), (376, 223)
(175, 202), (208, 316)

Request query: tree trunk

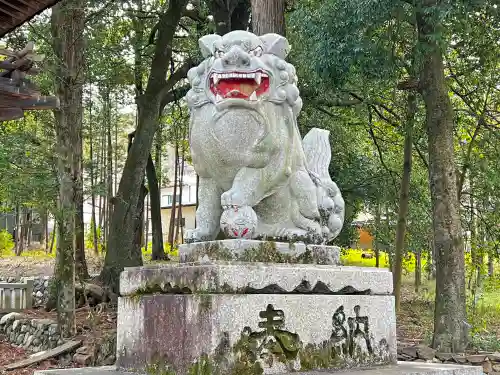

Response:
(250, 0), (286, 36)
(42, 210), (48, 251)
(415, 249), (422, 293)
(106, 89), (113, 235)
(51, 0), (86, 337)
(393, 91), (416, 313)
(75, 194), (88, 279)
(40, 209), (47, 248)
(417, 2), (467, 352)
(374, 204), (381, 268)
(15, 206), (23, 256)
(26, 209), (32, 247)
(144, 194), (149, 248)
(89, 96), (99, 255)
(168, 141), (179, 248)
(146, 154), (165, 260)
(210, 0), (251, 34)
(174, 150), (185, 243)
(49, 227), (56, 254)
(100, 0), (189, 293)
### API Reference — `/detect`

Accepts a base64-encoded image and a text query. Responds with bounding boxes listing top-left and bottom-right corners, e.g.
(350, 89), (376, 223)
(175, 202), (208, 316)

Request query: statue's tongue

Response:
(217, 79), (257, 99)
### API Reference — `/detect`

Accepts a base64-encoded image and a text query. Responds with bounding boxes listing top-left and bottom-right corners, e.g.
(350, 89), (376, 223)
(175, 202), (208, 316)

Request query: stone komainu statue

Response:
(185, 31), (345, 244)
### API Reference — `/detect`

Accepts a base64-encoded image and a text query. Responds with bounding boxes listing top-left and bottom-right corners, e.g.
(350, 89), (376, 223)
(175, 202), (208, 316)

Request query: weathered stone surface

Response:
(466, 354), (487, 364)
(489, 352), (500, 361)
(120, 263), (392, 296)
(483, 360), (493, 373)
(0, 312), (23, 325)
(33, 362), (483, 375)
(179, 239), (341, 264)
(116, 294), (396, 374)
(436, 353), (454, 361)
(73, 353), (93, 366)
(185, 31), (345, 245)
(416, 345), (436, 361)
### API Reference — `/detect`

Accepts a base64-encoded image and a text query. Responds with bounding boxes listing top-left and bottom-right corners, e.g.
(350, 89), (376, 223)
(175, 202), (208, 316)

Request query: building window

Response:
(167, 194), (181, 205)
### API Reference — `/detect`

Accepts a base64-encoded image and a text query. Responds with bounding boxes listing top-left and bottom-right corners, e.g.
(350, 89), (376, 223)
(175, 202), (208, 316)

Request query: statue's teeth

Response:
(255, 72), (262, 85)
(250, 92), (257, 101)
(216, 94), (223, 101)
(213, 73), (219, 84)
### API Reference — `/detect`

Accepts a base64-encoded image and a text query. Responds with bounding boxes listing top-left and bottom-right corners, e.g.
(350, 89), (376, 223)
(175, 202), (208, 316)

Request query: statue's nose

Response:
(222, 46), (251, 68)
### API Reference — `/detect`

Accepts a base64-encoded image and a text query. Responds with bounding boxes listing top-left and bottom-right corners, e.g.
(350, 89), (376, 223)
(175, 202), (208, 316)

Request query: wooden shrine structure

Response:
(0, 42), (59, 121)
(0, 0), (62, 121)
(0, 0), (60, 37)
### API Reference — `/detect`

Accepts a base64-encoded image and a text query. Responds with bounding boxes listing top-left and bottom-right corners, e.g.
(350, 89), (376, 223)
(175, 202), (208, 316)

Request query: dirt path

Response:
(0, 256), (104, 279)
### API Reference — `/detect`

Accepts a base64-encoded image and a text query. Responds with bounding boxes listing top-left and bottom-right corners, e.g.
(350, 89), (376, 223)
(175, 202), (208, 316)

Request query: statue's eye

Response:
(250, 46), (263, 57)
(215, 49), (225, 58)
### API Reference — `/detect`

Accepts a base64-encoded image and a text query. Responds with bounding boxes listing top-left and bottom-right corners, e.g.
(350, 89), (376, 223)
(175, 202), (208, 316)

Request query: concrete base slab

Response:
(178, 239), (341, 265)
(33, 362), (483, 375)
(116, 294), (396, 374)
(119, 263), (393, 296)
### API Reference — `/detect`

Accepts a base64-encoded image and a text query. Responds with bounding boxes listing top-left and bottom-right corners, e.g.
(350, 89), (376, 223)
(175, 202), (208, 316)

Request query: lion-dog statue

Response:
(184, 30), (344, 244)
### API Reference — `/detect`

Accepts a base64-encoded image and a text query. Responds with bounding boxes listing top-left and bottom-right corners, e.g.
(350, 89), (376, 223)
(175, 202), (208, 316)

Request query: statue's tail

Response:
(302, 128), (345, 241)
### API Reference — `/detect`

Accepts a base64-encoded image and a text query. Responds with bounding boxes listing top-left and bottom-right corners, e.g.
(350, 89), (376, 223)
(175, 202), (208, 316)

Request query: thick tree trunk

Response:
(100, 0), (189, 293)
(250, 0), (286, 36)
(417, 2), (467, 352)
(393, 91), (416, 312)
(106, 90), (114, 236)
(51, 0), (86, 337)
(210, 0), (251, 35)
(146, 154), (165, 260)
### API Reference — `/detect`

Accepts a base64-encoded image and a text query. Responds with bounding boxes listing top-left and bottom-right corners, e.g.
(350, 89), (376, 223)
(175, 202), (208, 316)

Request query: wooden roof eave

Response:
(0, 42), (60, 121)
(0, 0), (63, 38)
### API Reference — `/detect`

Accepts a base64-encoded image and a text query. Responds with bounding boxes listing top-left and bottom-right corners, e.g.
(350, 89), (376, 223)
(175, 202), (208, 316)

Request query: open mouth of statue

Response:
(209, 70), (270, 101)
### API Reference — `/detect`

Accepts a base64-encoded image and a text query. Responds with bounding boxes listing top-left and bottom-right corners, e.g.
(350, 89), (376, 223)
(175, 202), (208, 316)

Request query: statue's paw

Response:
(184, 228), (213, 243)
(221, 189), (247, 209)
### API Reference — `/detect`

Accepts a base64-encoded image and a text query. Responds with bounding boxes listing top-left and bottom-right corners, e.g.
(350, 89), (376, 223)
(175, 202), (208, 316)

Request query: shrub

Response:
(0, 230), (14, 255)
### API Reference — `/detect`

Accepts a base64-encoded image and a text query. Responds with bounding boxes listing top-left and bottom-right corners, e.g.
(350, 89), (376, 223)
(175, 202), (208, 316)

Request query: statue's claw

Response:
(221, 189), (247, 209)
(185, 228), (215, 243)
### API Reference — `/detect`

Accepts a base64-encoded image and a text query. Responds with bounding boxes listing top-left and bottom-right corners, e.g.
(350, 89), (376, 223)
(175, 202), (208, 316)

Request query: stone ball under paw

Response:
(220, 206), (258, 239)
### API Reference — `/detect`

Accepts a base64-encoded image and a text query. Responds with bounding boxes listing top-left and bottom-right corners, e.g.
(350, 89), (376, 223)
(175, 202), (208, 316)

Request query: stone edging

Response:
(398, 344), (500, 373)
(0, 312), (62, 352)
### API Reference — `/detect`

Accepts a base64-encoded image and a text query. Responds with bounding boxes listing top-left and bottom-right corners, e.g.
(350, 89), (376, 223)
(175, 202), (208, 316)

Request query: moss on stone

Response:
(198, 294), (212, 312)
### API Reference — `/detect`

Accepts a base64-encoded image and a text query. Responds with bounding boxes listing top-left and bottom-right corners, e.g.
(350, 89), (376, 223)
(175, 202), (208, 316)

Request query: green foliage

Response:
(0, 230), (14, 254)
(85, 221), (105, 253)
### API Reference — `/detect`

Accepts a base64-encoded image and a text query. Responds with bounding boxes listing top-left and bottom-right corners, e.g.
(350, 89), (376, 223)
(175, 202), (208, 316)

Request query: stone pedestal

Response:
(116, 241), (397, 374)
(33, 362), (485, 375)
(179, 239), (341, 265)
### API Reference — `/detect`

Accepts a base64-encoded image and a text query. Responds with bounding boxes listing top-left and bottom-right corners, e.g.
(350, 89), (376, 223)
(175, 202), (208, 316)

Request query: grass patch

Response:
(141, 242), (179, 260)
